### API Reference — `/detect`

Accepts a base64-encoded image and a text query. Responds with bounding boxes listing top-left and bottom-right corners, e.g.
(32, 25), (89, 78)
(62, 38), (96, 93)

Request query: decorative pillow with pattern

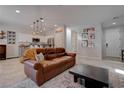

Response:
(35, 53), (44, 62)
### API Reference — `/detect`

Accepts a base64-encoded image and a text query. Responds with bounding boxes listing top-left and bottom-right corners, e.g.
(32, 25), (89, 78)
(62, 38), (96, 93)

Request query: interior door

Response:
(105, 28), (120, 57)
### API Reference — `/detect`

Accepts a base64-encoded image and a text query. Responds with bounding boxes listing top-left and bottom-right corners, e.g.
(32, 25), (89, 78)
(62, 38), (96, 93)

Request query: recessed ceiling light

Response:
(41, 20), (44, 22)
(54, 24), (57, 27)
(40, 30), (42, 32)
(16, 10), (20, 13)
(30, 25), (33, 28)
(40, 18), (44, 22)
(113, 16), (119, 20)
(112, 22), (116, 25)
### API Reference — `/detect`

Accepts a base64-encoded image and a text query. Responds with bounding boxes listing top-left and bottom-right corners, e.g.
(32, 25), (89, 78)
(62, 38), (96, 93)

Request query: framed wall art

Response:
(81, 40), (88, 47)
(81, 27), (95, 48)
(7, 31), (16, 44)
(82, 33), (88, 40)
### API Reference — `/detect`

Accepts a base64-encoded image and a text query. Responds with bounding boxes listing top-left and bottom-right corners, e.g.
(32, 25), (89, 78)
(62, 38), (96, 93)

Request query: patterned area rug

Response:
(12, 70), (82, 88)
(12, 69), (124, 88)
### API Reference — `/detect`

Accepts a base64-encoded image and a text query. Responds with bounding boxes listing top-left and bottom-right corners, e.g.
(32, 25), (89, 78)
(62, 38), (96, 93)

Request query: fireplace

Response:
(0, 45), (6, 60)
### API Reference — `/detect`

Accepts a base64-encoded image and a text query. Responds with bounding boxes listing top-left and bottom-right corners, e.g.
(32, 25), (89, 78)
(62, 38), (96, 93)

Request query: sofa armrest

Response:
(24, 60), (43, 70)
(66, 53), (76, 57)
(24, 60), (44, 86)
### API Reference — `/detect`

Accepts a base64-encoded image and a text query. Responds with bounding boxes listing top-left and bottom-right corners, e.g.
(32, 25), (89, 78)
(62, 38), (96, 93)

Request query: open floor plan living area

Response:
(1, 5), (124, 88)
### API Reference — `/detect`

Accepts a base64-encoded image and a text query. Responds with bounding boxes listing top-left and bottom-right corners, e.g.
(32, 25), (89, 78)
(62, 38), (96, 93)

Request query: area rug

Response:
(11, 67), (124, 88)
(12, 70), (82, 88)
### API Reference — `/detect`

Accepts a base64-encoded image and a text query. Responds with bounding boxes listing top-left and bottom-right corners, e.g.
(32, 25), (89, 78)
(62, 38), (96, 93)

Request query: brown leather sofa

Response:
(24, 48), (76, 86)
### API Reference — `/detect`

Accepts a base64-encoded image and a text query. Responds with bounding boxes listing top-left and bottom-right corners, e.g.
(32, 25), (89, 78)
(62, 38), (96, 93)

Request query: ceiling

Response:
(102, 15), (124, 28)
(0, 5), (124, 34)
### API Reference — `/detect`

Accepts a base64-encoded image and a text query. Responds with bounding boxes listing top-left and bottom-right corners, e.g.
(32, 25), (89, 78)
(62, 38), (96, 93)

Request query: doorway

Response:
(103, 28), (121, 61)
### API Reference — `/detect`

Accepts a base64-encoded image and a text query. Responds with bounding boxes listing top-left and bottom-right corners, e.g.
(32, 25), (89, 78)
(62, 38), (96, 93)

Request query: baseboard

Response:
(6, 56), (20, 59)
(77, 56), (102, 61)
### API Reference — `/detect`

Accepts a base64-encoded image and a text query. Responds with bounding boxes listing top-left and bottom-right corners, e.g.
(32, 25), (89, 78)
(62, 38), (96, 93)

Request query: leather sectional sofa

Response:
(23, 48), (76, 86)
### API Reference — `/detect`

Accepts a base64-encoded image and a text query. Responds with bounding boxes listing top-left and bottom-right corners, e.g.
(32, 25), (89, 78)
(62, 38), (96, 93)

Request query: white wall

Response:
(77, 24), (102, 60)
(65, 27), (72, 52)
(102, 28), (106, 58)
(71, 31), (77, 52)
(119, 26), (124, 49)
(55, 31), (65, 48)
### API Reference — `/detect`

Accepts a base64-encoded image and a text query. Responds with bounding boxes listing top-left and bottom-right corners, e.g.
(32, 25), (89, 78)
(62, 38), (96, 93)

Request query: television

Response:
(32, 38), (40, 43)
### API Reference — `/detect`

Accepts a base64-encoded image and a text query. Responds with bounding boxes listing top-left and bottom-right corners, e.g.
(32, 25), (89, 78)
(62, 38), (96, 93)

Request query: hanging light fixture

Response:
(31, 17), (59, 35)
(32, 17), (45, 35)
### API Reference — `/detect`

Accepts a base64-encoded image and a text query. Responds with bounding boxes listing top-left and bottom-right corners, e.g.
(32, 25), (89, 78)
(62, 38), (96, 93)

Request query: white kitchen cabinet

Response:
(6, 45), (19, 58)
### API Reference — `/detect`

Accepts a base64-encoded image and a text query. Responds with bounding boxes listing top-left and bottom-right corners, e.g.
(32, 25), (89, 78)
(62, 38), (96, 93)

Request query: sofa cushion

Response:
(56, 48), (66, 58)
(56, 52), (66, 58)
(45, 54), (57, 60)
(36, 48), (46, 55)
(41, 60), (60, 72)
(56, 48), (65, 53)
(41, 56), (73, 72)
(45, 48), (56, 60)
(53, 56), (73, 65)
(45, 48), (56, 54)
(35, 53), (44, 62)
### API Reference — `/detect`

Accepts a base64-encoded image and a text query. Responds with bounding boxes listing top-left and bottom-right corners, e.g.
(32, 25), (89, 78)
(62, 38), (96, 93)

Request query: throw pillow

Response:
(35, 53), (44, 62)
